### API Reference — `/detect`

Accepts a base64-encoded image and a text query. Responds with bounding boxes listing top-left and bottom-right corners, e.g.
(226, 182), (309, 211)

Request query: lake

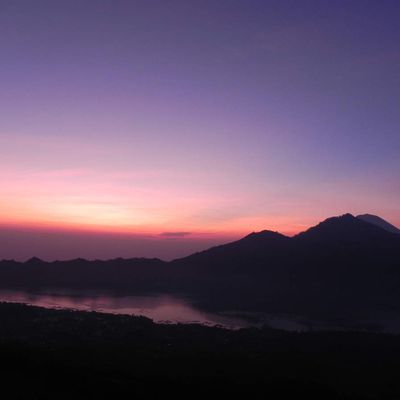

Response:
(0, 288), (399, 332)
(0, 288), (306, 330)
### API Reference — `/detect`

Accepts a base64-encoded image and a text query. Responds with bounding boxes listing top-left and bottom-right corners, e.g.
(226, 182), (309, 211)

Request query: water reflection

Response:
(0, 289), (252, 329)
(0, 289), (398, 332)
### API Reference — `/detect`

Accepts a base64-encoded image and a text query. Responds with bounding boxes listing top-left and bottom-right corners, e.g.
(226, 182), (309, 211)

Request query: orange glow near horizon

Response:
(1, 2), (400, 262)
(0, 203), (305, 239)
(0, 135), (398, 256)
(0, 163), (399, 241)
(0, 163), (318, 239)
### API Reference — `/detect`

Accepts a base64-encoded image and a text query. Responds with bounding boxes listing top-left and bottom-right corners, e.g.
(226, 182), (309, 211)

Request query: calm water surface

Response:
(0, 288), (257, 329)
(1, 288), (399, 332)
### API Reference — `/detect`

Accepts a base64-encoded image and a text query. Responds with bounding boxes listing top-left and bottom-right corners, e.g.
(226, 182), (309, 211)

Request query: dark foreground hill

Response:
(0, 214), (399, 317)
(1, 302), (400, 399)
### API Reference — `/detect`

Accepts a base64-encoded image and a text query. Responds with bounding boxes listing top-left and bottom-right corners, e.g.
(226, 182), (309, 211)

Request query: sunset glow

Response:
(0, 1), (399, 260)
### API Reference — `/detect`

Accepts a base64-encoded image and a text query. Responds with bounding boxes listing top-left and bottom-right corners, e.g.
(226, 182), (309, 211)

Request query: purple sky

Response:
(0, 1), (399, 260)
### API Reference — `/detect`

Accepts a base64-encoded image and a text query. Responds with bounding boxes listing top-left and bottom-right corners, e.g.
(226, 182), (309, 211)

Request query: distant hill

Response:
(357, 214), (400, 234)
(0, 213), (399, 317)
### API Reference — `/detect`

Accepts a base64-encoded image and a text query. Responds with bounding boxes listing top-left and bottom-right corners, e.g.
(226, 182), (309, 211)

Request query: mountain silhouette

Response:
(295, 213), (397, 241)
(357, 213), (400, 234)
(0, 213), (399, 316)
(173, 229), (289, 274)
(174, 214), (399, 273)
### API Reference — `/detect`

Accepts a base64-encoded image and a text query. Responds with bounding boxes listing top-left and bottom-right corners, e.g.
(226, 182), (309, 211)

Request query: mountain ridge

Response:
(2, 213), (398, 264)
(0, 212), (399, 317)
(357, 213), (400, 234)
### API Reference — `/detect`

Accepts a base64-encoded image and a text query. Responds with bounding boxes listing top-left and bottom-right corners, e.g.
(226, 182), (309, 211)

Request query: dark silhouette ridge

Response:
(294, 213), (399, 241)
(25, 256), (44, 265)
(173, 229), (289, 273)
(357, 213), (400, 234)
(244, 229), (288, 239)
(0, 213), (399, 318)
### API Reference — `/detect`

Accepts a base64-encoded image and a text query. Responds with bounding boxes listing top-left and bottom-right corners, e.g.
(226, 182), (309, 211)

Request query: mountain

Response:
(357, 214), (400, 234)
(169, 213), (400, 313)
(175, 214), (399, 273)
(173, 229), (289, 274)
(295, 213), (397, 241)
(0, 213), (399, 316)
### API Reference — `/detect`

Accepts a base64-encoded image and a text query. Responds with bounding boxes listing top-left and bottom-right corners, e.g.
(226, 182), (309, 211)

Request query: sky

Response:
(0, 0), (399, 260)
